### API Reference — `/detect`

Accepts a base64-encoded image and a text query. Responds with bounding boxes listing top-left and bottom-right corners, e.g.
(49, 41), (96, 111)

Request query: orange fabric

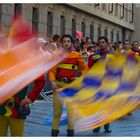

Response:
(49, 51), (89, 81)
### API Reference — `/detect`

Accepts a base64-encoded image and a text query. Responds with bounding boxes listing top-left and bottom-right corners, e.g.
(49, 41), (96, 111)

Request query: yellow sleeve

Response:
(77, 53), (89, 75)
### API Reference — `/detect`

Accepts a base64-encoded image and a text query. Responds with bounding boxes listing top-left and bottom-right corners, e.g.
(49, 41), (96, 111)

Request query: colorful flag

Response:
(76, 31), (83, 40)
(0, 17), (65, 104)
(58, 54), (140, 132)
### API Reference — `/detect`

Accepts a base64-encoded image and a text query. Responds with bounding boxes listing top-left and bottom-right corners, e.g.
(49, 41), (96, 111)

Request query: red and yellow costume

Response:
(0, 75), (45, 136)
(49, 51), (88, 133)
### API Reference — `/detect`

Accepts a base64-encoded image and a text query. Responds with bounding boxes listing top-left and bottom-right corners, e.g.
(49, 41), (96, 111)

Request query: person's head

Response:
(118, 41), (122, 44)
(61, 34), (73, 51)
(123, 40), (131, 50)
(98, 36), (109, 50)
(52, 34), (61, 46)
(76, 47), (81, 52)
(92, 43), (99, 52)
(37, 38), (47, 46)
(132, 41), (139, 51)
(83, 45), (88, 51)
(87, 47), (93, 53)
(76, 38), (81, 45)
(77, 38), (80, 42)
(86, 37), (91, 45)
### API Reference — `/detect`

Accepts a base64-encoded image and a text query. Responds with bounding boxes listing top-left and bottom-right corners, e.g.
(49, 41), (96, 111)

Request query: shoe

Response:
(104, 123), (111, 133)
(51, 129), (59, 136)
(67, 129), (74, 136)
(127, 113), (132, 116)
(93, 128), (100, 133)
(104, 129), (112, 133)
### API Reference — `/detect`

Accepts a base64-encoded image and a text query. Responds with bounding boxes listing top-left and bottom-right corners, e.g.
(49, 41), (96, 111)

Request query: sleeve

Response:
(77, 53), (89, 75)
(88, 55), (94, 68)
(48, 64), (58, 81)
(27, 75), (46, 102)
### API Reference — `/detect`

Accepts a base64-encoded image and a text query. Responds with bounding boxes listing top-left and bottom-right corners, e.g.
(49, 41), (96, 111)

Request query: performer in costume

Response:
(88, 36), (114, 133)
(0, 75), (45, 136)
(49, 34), (89, 136)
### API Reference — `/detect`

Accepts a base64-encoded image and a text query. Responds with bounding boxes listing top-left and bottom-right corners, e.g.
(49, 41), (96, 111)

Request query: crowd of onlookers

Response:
(39, 35), (140, 64)
(72, 37), (140, 63)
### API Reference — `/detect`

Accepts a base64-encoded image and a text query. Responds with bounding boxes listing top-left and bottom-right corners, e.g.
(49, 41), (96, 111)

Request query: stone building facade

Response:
(133, 4), (140, 42)
(0, 3), (136, 42)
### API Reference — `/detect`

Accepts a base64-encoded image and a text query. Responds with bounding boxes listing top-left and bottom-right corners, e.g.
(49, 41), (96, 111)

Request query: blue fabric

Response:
(83, 76), (102, 87)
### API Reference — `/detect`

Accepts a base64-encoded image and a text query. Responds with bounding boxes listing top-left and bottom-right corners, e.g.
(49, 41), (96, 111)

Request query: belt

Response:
(56, 77), (74, 83)
(58, 64), (79, 70)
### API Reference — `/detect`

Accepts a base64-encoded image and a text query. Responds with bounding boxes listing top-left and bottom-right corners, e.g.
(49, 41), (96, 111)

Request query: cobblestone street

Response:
(23, 100), (140, 137)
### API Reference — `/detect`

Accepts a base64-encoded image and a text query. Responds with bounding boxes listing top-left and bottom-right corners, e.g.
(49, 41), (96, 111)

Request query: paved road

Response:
(24, 100), (140, 137)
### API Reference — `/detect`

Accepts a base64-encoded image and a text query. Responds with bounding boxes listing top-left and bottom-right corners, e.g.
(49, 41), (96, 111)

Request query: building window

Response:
(111, 30), (114, 42)
(125, 9), (128, 22)
(109, 4), (113, 13)
(97, 26), (101, 38)
(14, 4), (22, 17)
(0, 4), (1, 24)
(32, 7), (39, 32)
(102, 4), (106, 11)
(116, 32), (119, 42)
(128, 35), (131, 42)
(47, 11), (53, 37)
(115, 4), (118, 17)
(129, 4), (134, 23)
(120, 4), (124, 19)
(60, 15), (65, 36)
(72, 18), (76, 37)
(81, 21), (85, 37)
(90, 24), (94, 41)
(104, 28), (108, 38)
(95, 3), (100, 8)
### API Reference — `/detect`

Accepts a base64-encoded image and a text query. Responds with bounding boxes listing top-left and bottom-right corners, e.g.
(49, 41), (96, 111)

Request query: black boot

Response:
(104, 124), (112, 133)
(67, 129), (74, 137)
(93, 127), (100, 133)
(51, 129), (59, 137)
(127, 112), (132, 116)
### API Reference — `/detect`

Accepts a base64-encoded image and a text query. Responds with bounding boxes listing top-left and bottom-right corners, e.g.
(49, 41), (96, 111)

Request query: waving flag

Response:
(76, 31), (83, 40)
(58, 54), (140, 132)
(0, 16), (65, 104)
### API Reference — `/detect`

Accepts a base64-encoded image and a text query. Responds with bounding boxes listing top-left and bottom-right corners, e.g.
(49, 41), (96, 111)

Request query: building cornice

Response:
(64, 3), (135, 31)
